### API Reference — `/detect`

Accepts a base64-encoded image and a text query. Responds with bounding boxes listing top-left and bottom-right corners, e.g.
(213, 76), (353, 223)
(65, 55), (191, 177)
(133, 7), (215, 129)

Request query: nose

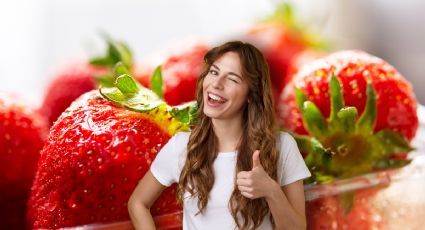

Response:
(211, 74), (225, 89)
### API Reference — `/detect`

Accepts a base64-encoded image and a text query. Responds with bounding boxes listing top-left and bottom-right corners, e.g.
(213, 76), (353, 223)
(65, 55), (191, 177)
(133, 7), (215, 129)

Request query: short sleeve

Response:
(278, 132), (311, 186)
(150, 132), (187, 187)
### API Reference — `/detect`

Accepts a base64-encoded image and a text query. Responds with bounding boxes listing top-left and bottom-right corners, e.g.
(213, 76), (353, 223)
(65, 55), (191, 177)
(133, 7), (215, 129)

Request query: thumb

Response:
(252, 150), (261, 169)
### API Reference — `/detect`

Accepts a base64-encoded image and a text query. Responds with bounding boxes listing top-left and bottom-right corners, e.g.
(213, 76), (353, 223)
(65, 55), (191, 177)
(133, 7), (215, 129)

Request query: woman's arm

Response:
(128, 170), (167, 230)
(265, 179), (306, 230)
(236, 150), (307, 229)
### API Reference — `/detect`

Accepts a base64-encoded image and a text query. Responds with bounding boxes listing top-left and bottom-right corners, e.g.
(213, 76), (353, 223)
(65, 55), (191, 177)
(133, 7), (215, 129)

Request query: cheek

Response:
(202, 77), (210, 89)
(230, 86), (249, 104)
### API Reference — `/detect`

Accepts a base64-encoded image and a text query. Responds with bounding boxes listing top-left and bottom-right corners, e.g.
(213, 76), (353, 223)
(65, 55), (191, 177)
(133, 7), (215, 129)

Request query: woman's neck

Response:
(211, 117), (244, 152)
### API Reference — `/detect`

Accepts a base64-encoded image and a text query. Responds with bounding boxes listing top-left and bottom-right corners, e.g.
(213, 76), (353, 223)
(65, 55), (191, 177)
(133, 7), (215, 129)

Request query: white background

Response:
(0, 0), (424, 107)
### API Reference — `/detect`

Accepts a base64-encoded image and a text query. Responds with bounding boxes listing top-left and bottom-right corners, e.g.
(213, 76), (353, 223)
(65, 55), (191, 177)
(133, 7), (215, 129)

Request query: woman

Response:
(128, 41), (311, 230)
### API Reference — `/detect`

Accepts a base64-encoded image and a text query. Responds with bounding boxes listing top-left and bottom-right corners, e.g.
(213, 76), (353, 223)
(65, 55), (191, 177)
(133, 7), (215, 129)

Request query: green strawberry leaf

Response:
(151, 65), (164, 99)
(100, 74), (162, 112)
(113, 61), (130, 76)
(114, 42), (133, 69)
(295, 88), (307, 111)
(302, 101), (328, 139)
(90, 57), (115, 66)
(329, 74), (344, 129)
(100, 73), (198, 125)
(314, 172), (334, 184)
(95, 74), (116, 88)
(374, 129), (415, 155)
(96, 62), (131, 89)
(89, 37), (133, 69)
(374, 158), (411, 170)
(336, 107), (358, 133)
(292, 133), (333, 170)
(115, 74), (139, 94)
(170, 101), (198, 126)
(356, 79), (377, 135)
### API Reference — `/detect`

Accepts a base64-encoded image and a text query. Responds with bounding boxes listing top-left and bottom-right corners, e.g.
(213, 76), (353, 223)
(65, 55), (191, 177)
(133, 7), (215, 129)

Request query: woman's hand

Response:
(236, 150), (277, 199)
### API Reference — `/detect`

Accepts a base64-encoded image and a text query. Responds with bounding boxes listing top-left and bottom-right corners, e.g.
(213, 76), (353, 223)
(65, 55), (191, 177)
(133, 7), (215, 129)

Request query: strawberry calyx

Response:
(293, 74), (414, 184)
(89, 36), (133, 87)
(99, 63), (198, 129)
(150, 65), (164, 99)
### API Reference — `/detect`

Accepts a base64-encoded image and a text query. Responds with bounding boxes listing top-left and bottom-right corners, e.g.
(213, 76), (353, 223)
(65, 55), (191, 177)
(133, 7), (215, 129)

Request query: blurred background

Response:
(0, 0), (424, 106)
(1, 1), (425, 229)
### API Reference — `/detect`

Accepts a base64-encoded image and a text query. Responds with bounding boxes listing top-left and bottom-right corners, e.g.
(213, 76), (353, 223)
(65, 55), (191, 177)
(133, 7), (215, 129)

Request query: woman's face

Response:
(202, 52), (249, 121)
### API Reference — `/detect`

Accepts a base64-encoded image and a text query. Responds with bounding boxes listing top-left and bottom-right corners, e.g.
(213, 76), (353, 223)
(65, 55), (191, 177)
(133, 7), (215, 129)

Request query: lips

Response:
(207, 92), (228, 102)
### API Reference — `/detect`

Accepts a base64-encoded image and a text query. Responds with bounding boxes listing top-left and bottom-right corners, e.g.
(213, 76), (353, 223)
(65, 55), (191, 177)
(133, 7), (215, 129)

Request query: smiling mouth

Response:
(207, 92), (227, 104)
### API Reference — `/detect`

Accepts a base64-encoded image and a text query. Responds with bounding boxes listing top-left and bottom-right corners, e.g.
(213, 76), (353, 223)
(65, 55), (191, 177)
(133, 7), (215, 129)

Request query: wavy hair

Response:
(177, 41), (280, 229)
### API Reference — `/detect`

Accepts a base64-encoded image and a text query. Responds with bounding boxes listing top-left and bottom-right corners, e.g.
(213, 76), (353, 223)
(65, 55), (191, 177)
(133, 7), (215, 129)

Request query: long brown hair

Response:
(177, 41), (280, 229)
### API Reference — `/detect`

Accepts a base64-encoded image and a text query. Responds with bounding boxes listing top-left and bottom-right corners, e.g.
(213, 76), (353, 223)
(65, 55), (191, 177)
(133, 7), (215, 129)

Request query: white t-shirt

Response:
(150, 131), (311, 230)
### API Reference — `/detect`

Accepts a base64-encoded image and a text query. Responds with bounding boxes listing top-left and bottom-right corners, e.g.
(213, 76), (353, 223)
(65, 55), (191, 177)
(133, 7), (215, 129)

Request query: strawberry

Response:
(286, 49), (325, 85)
(306, 186), (384, 229)
(139, 44), (209, 106)
(243, 3), (326, 103)
(0, 93), (49, 229)
(27, 65), (197, 228)
(39, 38), (136, 126)
(161, 44), (208, 106)
(277, 51), (417, 228)
(279, 50), (419, 142)
(143, 44), (209, 105)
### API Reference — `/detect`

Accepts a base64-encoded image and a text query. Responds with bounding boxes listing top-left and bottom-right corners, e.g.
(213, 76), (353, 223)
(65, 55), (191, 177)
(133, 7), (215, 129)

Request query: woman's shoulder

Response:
(277, 131), (294, 142)
(277, 131), (298, 151)
(171, 131), (191, 145)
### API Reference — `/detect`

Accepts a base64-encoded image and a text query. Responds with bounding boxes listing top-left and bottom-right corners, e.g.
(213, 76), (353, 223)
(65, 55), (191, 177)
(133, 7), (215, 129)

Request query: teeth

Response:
(208, 93), (225, 101)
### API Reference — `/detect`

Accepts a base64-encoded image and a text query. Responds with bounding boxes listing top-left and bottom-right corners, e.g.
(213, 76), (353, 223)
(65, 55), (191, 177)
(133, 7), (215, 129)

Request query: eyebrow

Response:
(211, 64), (242, 80)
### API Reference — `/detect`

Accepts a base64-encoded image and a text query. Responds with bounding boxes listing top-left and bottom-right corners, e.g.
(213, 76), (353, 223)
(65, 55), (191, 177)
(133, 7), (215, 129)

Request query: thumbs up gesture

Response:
(236, 150), (275, 199)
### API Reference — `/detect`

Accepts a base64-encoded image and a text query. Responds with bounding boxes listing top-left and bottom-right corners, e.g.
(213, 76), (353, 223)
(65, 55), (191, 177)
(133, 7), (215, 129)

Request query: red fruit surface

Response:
(27, 91), (182, 228)
(39, 62), (107, 126)
(142, 44), (209, 106)
(286, 49), (325, 85)
(162, 44), (208, 106)
(0, 94), (48, 229)
(307, 188), (383, 229)
(244, 22), (307, 102)
(278, 50), (418, 141)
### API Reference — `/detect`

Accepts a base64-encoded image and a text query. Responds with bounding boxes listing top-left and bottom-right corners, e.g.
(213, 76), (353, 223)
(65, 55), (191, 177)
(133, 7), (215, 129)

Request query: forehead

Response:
(212, 52), (242, 73)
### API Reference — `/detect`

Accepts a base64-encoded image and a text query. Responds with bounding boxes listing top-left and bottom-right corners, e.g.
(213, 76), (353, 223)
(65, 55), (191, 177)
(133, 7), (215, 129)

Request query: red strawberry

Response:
(286, 49), (325, 85)
(0, 93), (48, 229)
(279, 51), (418, 177)
(243, 3), (326, 103)
(279, 50), (419, 142)
(39, 62), (107, 126)
(277, 51), (417, 228)
(306, 186), (384, 229)
(245, 22), (305, 99)
(27, 68), (197, 228)
(139, 44), (209, 106)
(39, 39), (137, 126)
